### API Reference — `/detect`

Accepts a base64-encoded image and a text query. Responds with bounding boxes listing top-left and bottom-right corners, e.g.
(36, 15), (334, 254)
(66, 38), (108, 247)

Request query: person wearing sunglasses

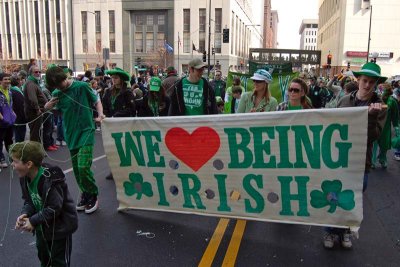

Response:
(237, 69), (277, 113)
(276, 78), (312, 111)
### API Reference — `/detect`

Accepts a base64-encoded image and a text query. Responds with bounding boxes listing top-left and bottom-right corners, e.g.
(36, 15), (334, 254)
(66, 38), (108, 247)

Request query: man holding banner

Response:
(169, 58), (217, 116)
(323, 62), (387, 249)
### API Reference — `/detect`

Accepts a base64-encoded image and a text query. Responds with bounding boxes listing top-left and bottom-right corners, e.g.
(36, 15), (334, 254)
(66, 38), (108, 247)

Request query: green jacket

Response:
(378, 96), (399, 150)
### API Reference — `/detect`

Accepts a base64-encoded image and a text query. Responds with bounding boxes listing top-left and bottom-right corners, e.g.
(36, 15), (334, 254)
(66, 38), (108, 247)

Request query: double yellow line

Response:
(198, 218), (247, 267)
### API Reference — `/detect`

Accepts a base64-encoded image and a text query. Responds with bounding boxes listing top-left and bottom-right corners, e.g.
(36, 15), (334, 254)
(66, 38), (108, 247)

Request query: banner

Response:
(225, 71), (299, 113)
(102, 107), (368, 230)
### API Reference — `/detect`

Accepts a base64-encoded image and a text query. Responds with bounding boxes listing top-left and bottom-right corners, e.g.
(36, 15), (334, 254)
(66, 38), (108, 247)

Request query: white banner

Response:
(102, 107), (368, 229)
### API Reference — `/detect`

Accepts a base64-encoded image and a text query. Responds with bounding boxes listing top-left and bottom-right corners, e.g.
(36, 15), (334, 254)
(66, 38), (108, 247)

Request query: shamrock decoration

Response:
(123, 173), (153, 200)
(310, 180), (355, 213)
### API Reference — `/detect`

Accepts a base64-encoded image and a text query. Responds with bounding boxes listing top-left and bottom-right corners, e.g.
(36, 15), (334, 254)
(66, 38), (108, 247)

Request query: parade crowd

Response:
(1, 57), (399, 265)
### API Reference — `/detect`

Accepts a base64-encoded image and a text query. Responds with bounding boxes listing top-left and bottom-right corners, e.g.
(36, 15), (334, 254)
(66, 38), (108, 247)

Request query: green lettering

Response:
(250, 127), (276, 168)
(178, 174), (206, 210)
(322, 124), (352, 168)
(243, 174), (264, 213)
(111, 131), (145, 167)
(153, 173), (169, 206)
(292, 125), (322, 169)
(224, 128), (253, 168)
(278, 176), (310, 216)
(142, 131), (165, 167)
(276, 126), (293, 168)
(214, 174), (231, 212)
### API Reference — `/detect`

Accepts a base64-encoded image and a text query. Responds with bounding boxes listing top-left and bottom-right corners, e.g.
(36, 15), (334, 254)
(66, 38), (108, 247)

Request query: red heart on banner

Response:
(165, 127), (220, 172)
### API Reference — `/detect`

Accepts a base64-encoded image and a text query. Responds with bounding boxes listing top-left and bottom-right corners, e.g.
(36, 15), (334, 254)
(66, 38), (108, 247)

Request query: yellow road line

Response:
(198, 218), (230, 267)
(222, 219), (247, 267)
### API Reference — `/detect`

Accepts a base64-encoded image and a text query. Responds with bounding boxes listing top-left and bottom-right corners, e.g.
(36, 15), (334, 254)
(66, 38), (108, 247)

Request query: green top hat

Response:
(105, 67), (130, 81)
(352, 62), (387, 84)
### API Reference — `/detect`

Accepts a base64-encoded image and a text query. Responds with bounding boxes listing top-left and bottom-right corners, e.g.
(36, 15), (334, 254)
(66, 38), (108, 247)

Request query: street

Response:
(1, 132), (400, 266)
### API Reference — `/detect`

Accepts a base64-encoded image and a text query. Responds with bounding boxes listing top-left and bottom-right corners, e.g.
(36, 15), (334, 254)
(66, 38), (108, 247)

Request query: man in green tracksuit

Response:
(45, 66), (105, 214)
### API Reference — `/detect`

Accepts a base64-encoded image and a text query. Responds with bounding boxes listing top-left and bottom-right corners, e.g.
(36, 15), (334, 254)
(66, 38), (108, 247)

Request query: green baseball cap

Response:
(149, 76), (162, 92)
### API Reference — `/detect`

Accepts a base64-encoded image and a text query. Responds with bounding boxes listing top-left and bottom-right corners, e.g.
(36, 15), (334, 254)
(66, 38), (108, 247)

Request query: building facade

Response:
(0, 0), (72, 71)
(299, 19), (318, 51)
(318, 0), (400, 77)
(270, 10), (278, 48)
(263, 0), (272, 48)
(72, 0), (264, 75)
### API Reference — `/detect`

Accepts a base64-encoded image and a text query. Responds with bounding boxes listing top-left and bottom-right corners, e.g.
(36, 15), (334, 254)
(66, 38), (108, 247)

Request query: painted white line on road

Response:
(63, 155), (107, 174)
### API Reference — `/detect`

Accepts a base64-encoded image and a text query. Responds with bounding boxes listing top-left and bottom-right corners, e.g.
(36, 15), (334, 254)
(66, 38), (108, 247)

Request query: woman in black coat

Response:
(137, 76), (170, 117)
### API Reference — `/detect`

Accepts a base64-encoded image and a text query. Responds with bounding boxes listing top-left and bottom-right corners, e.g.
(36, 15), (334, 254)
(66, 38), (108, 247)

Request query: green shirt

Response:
(214, 80), (223, 97)
(52, 81), (98, 150)
(27, 167), (44, 212)
(288, 102), (303, 110)
(182, 78), (204, 116)
(237, 92), (278, 113)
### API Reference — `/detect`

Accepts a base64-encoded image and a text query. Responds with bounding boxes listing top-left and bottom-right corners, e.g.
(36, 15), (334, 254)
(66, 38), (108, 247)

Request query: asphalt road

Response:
(0, 132), (399, 266)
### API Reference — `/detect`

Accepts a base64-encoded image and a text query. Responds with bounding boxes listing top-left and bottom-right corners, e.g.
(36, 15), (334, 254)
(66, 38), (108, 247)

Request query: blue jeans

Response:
(56, 115), (64, 141)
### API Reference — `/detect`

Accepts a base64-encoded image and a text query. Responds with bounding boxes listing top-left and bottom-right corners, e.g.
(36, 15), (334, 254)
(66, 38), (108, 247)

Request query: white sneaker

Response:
(0, 160), (8, 168)
(61, 141), (67, 146)
(341, 231), (353, 248)
(323, 233), (336, 248)
(96, 127), (101, 132)
(394, 154), (400, 161)
(55, 140), (61, 146)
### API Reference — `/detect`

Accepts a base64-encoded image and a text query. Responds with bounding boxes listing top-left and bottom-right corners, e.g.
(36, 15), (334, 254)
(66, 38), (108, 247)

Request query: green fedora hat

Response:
(352, 62), (387, 84)
(105, 67), (130, 81)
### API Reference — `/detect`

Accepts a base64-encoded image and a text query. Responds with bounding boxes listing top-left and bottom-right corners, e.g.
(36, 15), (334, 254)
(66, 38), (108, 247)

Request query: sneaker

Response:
(85, 195), (98, 214)
(394, 154), (400, 161)
(323, 233), (336, 249)
(340, 231), (352, 248)
(55, 140), (62, 146)
(52, 144), (59, 149)
(380, 160), (387, 169)
(76, 193), (88, 211)
(370, 163), (375, 169)
(105, 173), (114, 180)
(61, 141), (67, 146)
(96, 127), (101, 132)
(0, 160), (8, 168)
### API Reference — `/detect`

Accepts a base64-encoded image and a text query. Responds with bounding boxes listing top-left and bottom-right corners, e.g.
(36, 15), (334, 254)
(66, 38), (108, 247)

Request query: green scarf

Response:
(11, 86), (23, 95)
(27, 75), (40, 85)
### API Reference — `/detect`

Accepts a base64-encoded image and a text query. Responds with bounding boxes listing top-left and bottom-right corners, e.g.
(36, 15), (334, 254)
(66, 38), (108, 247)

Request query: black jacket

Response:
(11, 87), (26, 124)
(168, 77), (218, 116)
(103, 87), (136, 117)
(137, 95), (170, 117)
(19, 164), (78, 240)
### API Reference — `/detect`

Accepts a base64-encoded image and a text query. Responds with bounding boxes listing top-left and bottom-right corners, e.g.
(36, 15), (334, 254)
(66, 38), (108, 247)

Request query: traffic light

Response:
(327, 54), (332, 65)
(347, 62), (351, 70)
(202, 51), (207, 62)
(212, 47), (215, 55)
(223, 29), (229, 43)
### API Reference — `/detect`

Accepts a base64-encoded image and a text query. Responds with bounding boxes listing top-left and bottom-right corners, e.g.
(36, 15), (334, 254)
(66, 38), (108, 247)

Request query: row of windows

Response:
(305, 38), (316, 43)
(319, 0), (341, 29)
(182, 8), (222, 54)
(134, 13), (167, 53)
(304, 46), (317, 51)
(305, 30), (317, 36)
(0, 0), (64, 60)
(81, 10), (115, 53)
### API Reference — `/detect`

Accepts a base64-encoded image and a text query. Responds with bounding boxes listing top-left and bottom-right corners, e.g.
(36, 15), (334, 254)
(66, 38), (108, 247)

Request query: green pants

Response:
(70, 145), (98, 196)
(36, 232), (72, 267)
(372, 141), (388, 165)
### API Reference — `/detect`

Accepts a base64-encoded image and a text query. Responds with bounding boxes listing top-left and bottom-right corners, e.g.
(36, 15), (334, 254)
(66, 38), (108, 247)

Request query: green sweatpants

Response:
(70, 145), (98, 196)
(36, 233), (72, 267)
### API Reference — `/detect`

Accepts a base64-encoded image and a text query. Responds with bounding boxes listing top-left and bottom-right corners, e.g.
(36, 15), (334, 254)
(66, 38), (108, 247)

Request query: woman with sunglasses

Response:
(237, 69), (277, 113)
(276, 78), (312, 110)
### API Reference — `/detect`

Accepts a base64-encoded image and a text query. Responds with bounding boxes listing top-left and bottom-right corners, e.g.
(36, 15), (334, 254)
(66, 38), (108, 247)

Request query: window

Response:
(95, 11), (101, 33)
(81, 11), (88, 53)
(0, 34), (2, 59)
(45, 1), (51, 58)
(214, 8), (222, 53)
(55, 0), (62, 58)
(183, 9), (190, 53)
(35, 1), (41, 57)
(199, 9), (206, 52)
(231, 12), (234, 54)
(5, 3), (12, 58)
(146, 32), (154, 52)
(109, 11), (115, 52)
(157, 32), (165, 50)
(109, 11), (115, 33)
(15, 2), (23, 59)
(95, 11), (101, 52)
(135, 32), (143, 53)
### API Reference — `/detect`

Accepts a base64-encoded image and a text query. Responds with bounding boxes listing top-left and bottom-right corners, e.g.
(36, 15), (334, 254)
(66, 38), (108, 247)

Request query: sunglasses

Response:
(288, 88), (301, 93)
(34, 71), (41, 74)
(253, 80), (264, 84)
